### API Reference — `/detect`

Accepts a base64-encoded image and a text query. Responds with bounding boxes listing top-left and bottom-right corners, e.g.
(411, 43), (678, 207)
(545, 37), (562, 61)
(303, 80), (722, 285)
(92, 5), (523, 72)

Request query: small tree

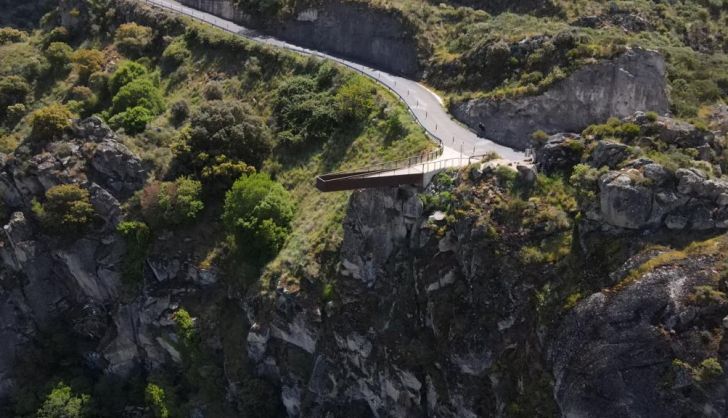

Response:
(71, 49), (105, 82)
(32, 184), (95, 235)
(30, 104), (74, 141)
(223, 173), (294, 262)
(115, 23), (153, 57)
(36, 382), (90, 418)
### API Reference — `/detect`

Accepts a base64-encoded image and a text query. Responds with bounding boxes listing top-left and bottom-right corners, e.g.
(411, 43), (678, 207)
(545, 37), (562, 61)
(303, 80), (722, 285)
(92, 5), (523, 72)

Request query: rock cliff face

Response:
(247, 184), (559, 417)
(245, 139), (728, 416)
(0, 118), (221, 401)
(177, 0), (423, 76)
(451, 48), (670, 150)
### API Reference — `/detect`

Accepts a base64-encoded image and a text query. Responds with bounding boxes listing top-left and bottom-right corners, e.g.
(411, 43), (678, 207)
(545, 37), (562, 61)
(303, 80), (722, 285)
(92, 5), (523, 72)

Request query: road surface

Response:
(140, 0), (526, 165)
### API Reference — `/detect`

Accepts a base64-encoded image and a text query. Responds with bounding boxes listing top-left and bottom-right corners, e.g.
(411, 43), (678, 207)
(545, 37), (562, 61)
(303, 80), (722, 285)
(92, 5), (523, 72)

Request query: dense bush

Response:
(139, 177), (204, 228)
(32, 184), (95, 235)
(109, 105), (154, 134)
(161, 39), (190, 72)
(36, 382), (90, 418)
(71, 49), (105, 81)
(273, 76), (339, 146)
(335, 76), (375, 121)
(109, 61), (149, 95)
(29, 104), (74, 141)
(5, 103), (26, 126)
(185, 100), (272, 170)
(0, 75), (30, 119)
(44, 42), (73, 71)
(145, 383), (170, 418)
(169, 100), (189, 126)
(115, 23), (154, 57)
(0, 27), (28, 45)
(223, 173), (294, 262)
(203, 81), (224, 100)
(111, 76), (164, 115)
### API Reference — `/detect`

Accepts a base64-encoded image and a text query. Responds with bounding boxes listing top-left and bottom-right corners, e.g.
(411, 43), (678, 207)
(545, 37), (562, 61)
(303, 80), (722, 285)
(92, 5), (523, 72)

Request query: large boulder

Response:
(591, 140), (630, 169)
(535, 133), (584, 173)
(599, 170), (655, 229)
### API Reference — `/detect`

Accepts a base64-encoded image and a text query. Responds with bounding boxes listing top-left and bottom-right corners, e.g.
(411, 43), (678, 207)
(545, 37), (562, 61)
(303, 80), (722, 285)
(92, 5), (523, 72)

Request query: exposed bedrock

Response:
(451, 48), (670, 150)
(177, 0), (423, 77)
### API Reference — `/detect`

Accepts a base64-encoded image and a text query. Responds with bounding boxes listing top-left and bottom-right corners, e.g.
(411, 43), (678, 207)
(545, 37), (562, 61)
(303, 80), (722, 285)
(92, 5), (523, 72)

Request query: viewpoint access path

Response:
(141, 0), (526, 160)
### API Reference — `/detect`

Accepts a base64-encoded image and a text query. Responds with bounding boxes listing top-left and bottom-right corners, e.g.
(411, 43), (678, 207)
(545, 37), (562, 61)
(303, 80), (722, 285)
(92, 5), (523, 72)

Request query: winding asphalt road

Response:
(141, 0), (526, 164)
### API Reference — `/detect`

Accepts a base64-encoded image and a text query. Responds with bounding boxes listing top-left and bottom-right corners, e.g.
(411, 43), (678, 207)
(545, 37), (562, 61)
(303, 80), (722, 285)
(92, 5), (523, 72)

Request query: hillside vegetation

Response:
(0, 0), (430, 415)
(242, 0), (728, 119)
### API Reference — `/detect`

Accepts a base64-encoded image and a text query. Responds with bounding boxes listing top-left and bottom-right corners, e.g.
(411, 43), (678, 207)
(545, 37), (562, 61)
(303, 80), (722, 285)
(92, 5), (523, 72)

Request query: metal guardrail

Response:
(315, 153), (492, 191)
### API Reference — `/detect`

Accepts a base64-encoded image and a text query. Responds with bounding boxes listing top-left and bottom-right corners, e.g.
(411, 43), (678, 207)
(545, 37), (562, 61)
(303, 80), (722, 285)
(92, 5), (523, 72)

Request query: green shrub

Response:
(0, 28), (28, 45)
(273, 76), (339, 146)
(110, 76), (164, 116)
(109, 60), (148, 95)
(36, 382), (90, 418)
(173, 308), (195, 342)
(32, 184), (95, 235)
(0, 75), (30, 119)
(116, 221), (151, 284)
(186, 100), (272, 169)
(88, 71), (110, 96)
(71, 49), (105, 81)
(5, 103), (26, 126)
(532, 129), (550, 143)
(203, 81), (224, 100)
(698, 358), (724, 381)
(115, 23), (153, 57)
(383, 110), (407, 140)
(200, 155), (255, 191)
(44, 42), (73, 71)
(169, 100), (189, 126)
(645, 111), (659, 122)
(68, 85), (96, 103)
(109, 105), (154, 134)
(161, 39), (190, 72)
(569, 163), (606, 206)
(144, 383), (169, 418)
(139, 177), (204, 228)
(30, 104), (74, 141)
(223, 173), (294, 263)
(336, 76), (375, 121)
